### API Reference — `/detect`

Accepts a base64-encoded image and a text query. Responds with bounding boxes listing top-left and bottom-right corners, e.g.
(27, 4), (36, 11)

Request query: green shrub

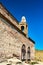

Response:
(30, 61), (38, 65)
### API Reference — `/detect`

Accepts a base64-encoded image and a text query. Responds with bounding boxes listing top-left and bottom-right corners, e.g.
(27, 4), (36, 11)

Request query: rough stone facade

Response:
(0, 3), (35, 62)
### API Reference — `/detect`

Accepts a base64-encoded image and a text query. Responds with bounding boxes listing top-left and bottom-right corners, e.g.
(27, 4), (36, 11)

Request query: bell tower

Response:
(18, 16), (28, 36)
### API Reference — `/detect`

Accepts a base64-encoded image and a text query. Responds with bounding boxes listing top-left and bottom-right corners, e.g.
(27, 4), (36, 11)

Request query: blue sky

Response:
(0, 0), (43, 50)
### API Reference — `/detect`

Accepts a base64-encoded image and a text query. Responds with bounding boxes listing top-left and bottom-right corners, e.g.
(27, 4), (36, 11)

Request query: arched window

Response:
(21, 26), (24, 32)
(21, 44), (26, 61)
(27, 47), (30, 61)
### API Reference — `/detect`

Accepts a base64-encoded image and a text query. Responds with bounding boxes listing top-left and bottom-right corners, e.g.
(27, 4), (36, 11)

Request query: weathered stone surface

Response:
(0, 18), (35, 61)
(0, 3), (35, 62)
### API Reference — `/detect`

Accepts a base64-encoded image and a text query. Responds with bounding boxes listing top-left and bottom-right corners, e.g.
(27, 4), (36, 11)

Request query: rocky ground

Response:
(0, 57), (43, 65)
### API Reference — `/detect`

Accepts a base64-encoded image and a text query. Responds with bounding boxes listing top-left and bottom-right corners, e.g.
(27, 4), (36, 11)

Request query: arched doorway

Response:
(21, 44), (26, 61)
(27, 47), (30, 61)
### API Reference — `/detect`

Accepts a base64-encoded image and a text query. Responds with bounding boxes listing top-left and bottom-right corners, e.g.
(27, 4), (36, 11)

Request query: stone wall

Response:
(0, 3), (35, 61)
(0, 17), (35, 61)
(0, 19), (21, 59)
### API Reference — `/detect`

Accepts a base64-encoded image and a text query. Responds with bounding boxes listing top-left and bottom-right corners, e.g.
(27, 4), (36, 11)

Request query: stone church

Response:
(0, 3), (35, 62)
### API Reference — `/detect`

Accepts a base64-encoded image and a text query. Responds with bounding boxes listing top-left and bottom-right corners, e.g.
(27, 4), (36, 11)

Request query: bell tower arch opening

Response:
(21, 26), (24, 32)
